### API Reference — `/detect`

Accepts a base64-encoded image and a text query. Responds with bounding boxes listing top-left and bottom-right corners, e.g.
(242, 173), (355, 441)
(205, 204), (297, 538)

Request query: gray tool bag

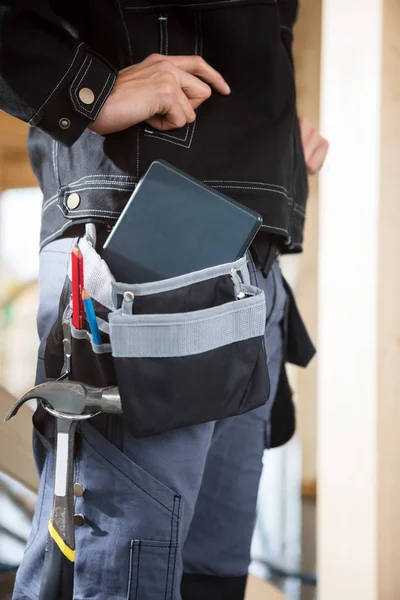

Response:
(44, 232), (270, 437)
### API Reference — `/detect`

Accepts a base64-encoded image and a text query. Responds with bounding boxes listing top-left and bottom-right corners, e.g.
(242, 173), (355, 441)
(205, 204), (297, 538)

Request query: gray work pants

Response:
(12, 238), (287, 600)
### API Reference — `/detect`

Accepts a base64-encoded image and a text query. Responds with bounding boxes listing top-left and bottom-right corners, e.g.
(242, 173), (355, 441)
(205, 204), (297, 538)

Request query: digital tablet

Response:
(103, 160), (262, 283)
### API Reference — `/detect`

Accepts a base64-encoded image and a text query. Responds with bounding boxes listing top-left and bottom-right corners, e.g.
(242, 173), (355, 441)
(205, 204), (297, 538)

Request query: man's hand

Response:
(299, 117), (329, 175)
(90, 54), (231, 136)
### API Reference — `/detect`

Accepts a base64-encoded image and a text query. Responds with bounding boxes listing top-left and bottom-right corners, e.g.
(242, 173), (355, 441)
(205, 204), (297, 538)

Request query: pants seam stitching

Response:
(81, 430), (174, 514)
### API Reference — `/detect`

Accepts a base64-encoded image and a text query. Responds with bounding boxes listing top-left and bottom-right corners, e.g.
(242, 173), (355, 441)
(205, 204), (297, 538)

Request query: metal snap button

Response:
(73, 483), (85, 498)
(79, 88), (95, 105)
(59, 118), (71, 129)
(66, 193), (81, 210)
(74, 514), (86, 527)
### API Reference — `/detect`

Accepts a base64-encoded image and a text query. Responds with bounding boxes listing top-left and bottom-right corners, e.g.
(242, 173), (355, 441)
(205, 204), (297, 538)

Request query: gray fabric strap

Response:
(71, 324), (111, 354)
(109, 286), (266, 358)
(111, 255), (249, 308)
(64, 304), (110, 336)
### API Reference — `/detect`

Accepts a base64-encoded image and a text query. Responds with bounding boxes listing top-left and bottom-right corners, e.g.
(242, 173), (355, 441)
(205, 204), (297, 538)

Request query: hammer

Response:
(4, 381), (121, 600)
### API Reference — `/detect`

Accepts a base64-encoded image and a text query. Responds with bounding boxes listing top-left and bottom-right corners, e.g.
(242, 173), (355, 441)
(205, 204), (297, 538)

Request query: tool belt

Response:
(44, 231), (271, 437)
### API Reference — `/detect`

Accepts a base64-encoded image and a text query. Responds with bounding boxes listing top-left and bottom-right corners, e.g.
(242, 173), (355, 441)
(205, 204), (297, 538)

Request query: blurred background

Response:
(1, 0), (399, 599)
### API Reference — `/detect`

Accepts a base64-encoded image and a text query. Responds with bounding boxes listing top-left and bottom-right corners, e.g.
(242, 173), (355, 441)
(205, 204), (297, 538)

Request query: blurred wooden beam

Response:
(0, 111), (29, 151)
(0, 385), (38, 493)
(0, 111), (36, 191)
(293, 0), (322, 495)
(0, 482), (35, 519)
(2, 152), (37, 190)
(377, 0), (400, 596)
(245, 575), (288, 600)
(301, 480), (317, 500)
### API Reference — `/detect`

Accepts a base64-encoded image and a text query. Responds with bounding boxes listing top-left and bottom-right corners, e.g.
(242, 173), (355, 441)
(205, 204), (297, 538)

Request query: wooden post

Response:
(293, 0), (322, 497)
(318, 0), (400, 597)
(377, 1), (400, 596)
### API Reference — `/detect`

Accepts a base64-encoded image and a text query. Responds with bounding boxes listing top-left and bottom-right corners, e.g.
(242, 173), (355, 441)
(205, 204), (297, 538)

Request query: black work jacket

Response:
(0, 0), (307, 255)
(0, 0), (314, 447)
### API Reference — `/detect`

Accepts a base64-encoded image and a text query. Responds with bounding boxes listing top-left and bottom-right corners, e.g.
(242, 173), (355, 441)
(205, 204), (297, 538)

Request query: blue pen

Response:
(82, 289), (102, 345)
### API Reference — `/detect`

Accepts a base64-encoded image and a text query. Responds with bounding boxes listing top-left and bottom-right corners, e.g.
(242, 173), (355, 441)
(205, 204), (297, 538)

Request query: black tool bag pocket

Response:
(109, 257), (270, 437)
(44, 304), (117, 388)
(43, 232), (118, 384)
(69, 325), (117, 388)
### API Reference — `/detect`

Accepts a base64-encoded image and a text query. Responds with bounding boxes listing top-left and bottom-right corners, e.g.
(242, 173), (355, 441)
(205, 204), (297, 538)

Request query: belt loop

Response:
(251, 242), (278, 279)
(261, 244), (278, 278)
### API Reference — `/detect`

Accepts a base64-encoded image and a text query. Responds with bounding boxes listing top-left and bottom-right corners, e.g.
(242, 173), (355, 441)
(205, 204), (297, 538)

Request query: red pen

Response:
(71, 246), (85, 329)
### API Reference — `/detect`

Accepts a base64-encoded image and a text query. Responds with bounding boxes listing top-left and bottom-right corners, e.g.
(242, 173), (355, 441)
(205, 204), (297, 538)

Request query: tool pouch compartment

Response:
(44, 301), (117, 387)
(44, 277), (115, 383)
(69, 325), (116, 388)
(43, 233), (117, 384)
(109, 256), (270, 437)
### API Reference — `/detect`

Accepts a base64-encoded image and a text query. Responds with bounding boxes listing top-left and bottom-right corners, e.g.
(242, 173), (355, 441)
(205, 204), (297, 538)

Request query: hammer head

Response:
(4, 381), (121, 422)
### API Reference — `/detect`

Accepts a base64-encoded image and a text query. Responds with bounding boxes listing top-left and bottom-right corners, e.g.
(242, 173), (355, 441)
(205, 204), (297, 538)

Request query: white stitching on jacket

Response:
(69, 57), (114, 119)
(136, 128), (140, 176)
(144, 125), (190, 142)
(126, 0), (270, 9)
(76, 71), (113, 115)
(145, 13), (192, 145)
(43, 197), (59, 213)
(260, 224), (288, 234)
(63, 208), (120, 215)
(211, 185), (293, 201)
(29, 42), (84, 124)
(68, 174), (139, 183)
(144, 13), (199, 148)
(159, 13), (164, 53)
(41, 221), (73, 249)
(62, 185), (136, 195)
(68, 56), (91, 116)
(204, 180), (289, 192)
(159, 13), (169, 55)
(66, 180), (137, 188)
(55, 142), (60, 187)
(52, 141), (57, 185)
(293, 205), (305, 216)
(146, 121), (197, 148)
(70, 58), (93, 114)
(86, 73), (117, 120)
(42, 192), (58, 208)
(117, 0), (133, 64)
(70, 56), (91, 97)
(165, 15), (169, 55)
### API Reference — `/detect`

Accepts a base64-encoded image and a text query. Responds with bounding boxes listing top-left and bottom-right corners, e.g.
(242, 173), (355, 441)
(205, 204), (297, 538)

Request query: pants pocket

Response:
(127, 538), (179, 600)
(73, 422), (181, 599)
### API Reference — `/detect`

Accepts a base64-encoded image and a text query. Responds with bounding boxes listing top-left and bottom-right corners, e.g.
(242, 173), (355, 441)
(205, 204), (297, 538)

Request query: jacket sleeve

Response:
(0, 1), (118, 147)
(277, 0), (299, 67)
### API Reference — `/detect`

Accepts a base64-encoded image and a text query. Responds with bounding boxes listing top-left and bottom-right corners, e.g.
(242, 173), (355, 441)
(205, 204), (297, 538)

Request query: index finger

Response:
(167, 55), (231, 95)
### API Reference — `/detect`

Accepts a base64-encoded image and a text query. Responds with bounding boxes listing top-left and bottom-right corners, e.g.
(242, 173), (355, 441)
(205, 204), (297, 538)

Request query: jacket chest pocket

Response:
(125, 7), (201, 148)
